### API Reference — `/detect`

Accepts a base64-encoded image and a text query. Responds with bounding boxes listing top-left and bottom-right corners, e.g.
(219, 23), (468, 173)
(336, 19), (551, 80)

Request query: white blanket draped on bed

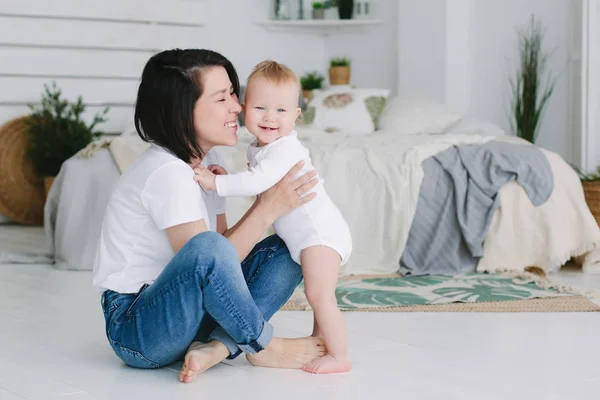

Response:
(478, 146), (600, 274)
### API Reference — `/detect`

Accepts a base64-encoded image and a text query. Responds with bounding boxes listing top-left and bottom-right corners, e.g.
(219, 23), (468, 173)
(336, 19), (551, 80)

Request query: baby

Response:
(194, 60), (352, 374)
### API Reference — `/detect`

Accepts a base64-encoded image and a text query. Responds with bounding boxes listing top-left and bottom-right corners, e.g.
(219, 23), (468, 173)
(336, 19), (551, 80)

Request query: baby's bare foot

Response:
(246, 336), (326, 369)
(302, 354), (352, 374)
(178, 341), (229, 383)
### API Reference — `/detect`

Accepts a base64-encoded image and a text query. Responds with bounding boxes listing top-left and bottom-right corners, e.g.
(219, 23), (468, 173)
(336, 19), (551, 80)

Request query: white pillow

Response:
(378, 94), (462, 134)
(307, 87), (390, 135)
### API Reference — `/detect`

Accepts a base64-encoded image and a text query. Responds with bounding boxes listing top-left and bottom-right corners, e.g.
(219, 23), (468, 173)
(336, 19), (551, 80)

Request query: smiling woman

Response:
(93, 48), (324, 382)
(192, 68), (242, 152)
(134, 50), (241, 163)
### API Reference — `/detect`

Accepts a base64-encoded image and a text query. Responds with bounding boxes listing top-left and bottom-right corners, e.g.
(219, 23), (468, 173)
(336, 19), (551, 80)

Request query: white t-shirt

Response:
(93, 144), (226, 294)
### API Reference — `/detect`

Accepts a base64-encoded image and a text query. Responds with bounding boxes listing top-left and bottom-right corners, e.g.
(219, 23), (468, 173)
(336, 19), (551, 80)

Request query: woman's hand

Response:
(257, 161), (318, 224)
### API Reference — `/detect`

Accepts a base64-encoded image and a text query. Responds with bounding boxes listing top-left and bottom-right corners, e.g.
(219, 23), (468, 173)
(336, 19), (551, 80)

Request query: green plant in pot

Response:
(25, 82), (109, 195)
(337, 0), (353, 19)
(300, 71), (325, 102)
(329, 57), (351, 85)
(509, 15), (557, 144)
(312, 2), (325, 19)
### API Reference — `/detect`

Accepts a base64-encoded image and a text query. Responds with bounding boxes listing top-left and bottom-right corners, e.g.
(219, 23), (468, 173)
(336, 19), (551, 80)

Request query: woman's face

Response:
(193, 66), (241, 151)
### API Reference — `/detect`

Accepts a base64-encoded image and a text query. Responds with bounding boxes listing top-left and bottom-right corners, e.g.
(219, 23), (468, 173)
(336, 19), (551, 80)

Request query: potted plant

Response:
(323, 0), (338, 19)
(509, 15), (557, 144)
(300, 71), (325, 102)
(329, 57), (351, 85)
(25, 82), (109, 195)
(312, 2), (325, 19)
(337, 0), (354, 19)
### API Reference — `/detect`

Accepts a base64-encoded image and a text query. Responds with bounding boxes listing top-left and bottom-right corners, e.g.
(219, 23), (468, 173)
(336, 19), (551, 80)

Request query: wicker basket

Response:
(582, 180), (600, 226)
(0, 116), (45, 225)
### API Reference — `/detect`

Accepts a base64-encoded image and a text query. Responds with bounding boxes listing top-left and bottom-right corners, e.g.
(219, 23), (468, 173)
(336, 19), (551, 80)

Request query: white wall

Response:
(579, 0), (600, 171)
(397, 0), (450, 107)
(0, 0), (396, 134)
(397, 0), (579, 162)
(202, 0), (324, 87)
(593, 1), (600, 168)
(323, 0), (397, 91)
(469, 0), (576, 162)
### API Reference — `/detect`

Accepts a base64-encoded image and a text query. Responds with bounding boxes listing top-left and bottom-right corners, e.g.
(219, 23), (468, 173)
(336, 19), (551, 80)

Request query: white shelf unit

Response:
(255, 19), (382, 36)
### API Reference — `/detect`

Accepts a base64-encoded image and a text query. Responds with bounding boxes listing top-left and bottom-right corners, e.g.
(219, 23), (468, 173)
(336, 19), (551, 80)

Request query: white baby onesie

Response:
(215, 131), (352, 265)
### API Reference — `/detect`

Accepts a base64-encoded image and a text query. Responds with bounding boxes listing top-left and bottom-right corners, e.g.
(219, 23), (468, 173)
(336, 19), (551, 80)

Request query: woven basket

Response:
(0, 116), (45, 225)
(582, 180), (600, 226)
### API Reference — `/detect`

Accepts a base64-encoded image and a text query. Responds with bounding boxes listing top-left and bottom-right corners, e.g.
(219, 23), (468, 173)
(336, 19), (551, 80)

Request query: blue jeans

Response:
(101, 232), (302, 369)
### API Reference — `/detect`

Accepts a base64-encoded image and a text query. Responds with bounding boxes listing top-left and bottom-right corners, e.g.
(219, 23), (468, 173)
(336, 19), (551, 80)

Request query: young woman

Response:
(93, 49), (323, 383)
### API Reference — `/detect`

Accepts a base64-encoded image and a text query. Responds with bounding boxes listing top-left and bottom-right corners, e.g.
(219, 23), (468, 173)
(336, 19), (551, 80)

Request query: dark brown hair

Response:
(134, 49), (240, 162)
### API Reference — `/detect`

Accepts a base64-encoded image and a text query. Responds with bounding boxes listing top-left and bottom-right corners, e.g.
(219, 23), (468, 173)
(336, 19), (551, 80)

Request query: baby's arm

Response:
(194, 166), (217, 191)
(193, 165), (228, 192)
(216, 147), (301, 197)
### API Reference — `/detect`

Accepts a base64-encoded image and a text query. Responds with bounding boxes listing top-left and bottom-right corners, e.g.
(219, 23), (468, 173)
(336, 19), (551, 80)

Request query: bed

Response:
(43, 93), (600, 276)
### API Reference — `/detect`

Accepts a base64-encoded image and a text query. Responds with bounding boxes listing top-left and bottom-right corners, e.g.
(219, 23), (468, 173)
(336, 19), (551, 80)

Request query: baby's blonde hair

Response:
(247, 60), (299, 91)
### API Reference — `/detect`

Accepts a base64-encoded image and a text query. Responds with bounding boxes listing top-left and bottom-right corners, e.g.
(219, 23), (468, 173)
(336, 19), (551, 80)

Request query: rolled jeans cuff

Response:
(209, 322), (274, 359)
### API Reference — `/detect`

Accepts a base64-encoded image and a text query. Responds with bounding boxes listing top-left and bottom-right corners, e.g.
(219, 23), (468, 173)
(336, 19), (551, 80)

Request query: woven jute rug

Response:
(282, 272), (600, 313)
(283, 295), (600, 312)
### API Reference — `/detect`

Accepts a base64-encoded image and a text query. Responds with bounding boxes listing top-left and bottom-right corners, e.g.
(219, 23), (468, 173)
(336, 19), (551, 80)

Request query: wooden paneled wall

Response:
(0, 0), (207, 133)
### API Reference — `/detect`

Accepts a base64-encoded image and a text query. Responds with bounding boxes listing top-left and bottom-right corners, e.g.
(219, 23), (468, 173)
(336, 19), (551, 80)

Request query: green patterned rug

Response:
(282, 273), (600, 312)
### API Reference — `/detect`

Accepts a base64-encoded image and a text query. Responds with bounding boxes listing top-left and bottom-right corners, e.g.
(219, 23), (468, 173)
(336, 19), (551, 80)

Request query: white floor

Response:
(1, 263), (599, 400)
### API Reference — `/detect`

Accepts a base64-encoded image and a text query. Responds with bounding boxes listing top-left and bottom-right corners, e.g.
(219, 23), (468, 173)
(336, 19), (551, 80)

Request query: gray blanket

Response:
(399, 141), (554, 275)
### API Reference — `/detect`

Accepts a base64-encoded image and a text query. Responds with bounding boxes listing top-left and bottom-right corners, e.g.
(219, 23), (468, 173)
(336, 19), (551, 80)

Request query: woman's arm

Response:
(216, 213), (228, 235)
(222, 161), (318, 261)
(221, 201), (270, 260)
(166, 219), (209, 253)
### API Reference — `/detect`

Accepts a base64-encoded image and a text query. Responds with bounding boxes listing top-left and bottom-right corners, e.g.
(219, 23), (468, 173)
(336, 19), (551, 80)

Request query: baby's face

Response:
(243, 77), (301, 146)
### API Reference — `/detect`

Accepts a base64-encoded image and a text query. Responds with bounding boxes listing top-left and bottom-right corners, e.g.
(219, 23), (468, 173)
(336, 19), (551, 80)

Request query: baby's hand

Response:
(208, 164), (228, 175)
(193, 165), (217, 191)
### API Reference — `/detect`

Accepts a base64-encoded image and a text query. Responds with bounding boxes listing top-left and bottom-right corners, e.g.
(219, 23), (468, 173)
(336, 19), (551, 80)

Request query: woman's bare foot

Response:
(302, 354), (352, 374)
(246, 336), (326, 369)
(178, 341), (230, 383)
